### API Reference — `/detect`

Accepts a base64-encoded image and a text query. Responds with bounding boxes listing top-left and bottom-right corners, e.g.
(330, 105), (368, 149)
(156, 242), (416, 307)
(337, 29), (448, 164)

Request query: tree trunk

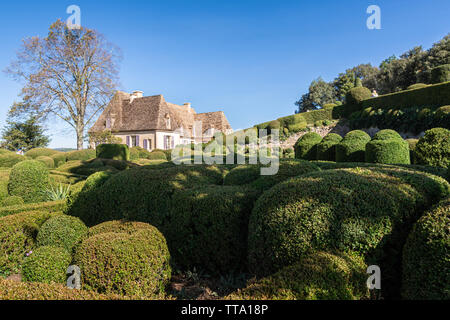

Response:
(76, 125), (84, 150)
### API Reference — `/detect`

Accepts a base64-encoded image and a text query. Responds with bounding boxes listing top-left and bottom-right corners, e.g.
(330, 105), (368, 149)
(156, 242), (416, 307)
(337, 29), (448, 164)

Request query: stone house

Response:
(89, 91), (233, 150)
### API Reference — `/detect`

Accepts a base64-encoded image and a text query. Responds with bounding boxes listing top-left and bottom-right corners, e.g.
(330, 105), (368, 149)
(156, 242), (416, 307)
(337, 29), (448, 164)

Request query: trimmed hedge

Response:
(0, 210), (61, 275)
(1, 196), (24, 207)
(67, 165), (224, 227)
(402, 197), (450, 300)
(431, 64), (450, 84)
(66, 149), (96, 161)
(37, 215), (88, 253)
(0, 153), (27, 167)
(166, 185), (259, 273)
(223, 160), (320, 193)
(36, 156), (55, 168)
(365, 129), (410, 165)
(148, 151), (167, 161)
(407, 83), (429, 90)
(74, 227), (171, 298)
(22, 246), (71, 284)
(8, 160), (50, 203)
(50, 153), (67, 167)
(414, 128), (450, 168)
(25, 148), (59, 159)
(55, 160), (118, 176)
(361, 81), (450, 110)
(96, 144), (130, 161)
(294, 132), (322, 160)
(280, 114), (308, 132)
(316, 133), (343, 161)
(336, 130), (371, 162)
(0, 278), (127, 300)
(0, 200), (65, 218)
(228, 251), (369, 300)
(88, 220), (153, 237)
(299, 108), (336, 125)
(248, 167), (450, 298)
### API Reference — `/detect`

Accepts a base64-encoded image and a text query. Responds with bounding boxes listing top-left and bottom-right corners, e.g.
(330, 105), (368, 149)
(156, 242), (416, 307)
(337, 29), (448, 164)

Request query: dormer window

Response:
(165, 113), (171, 129)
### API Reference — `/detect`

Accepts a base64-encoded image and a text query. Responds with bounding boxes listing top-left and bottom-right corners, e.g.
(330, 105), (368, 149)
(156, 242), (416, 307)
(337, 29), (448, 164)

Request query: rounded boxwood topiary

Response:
(50, 153), (67, 167)
(36, 156), (55, 168)
(228, 251), (369, 300)
(74, 226), (171, 298)
(365, 129), (410, 164)
(25, 148), (59, 159)
(37, 215), (88, 253)
(285, 114), (307, 133)
(415, 128), (450, 168)
(22, 246), (71, 284)
(96, 144), (130, 161)
(166, 185), (259, 273)
(434, 105), (450, 128)
(1, 196), (25, 207)
(294, 132), (322, 160)
(147, 151), (167, 160)
(129, 146), (151, 160)
(67, 165), (224, 227)
(8, 160), (50, 203)
(248, 167), (450, 298)
(0, 153), (27, 168)
(66, 149), (96, 161)
(0, 211), (60, 275)
(335, 130), (371, 162)
(402, 197), (450, 300)
(88, 220), (153, 237)
(316, 133), (343, 161)
(345, 87), (372, 106)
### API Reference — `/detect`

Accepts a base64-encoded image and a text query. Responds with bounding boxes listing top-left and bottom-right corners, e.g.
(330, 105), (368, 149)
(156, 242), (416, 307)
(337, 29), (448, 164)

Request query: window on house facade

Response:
(143, 139), (152, 151)
(164, 135), (174, 150)
(127, 135), (139, 147)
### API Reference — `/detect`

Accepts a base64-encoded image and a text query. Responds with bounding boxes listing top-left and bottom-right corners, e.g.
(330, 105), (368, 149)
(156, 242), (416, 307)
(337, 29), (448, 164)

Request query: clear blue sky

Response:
(0, 0), (449, 148)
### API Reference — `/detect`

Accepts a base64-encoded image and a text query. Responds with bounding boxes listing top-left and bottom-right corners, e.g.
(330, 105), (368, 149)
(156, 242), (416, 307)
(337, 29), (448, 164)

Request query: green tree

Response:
(1, 116), (50, 151)
(4, 20), (122, 150)
(295, 78), (336, 113)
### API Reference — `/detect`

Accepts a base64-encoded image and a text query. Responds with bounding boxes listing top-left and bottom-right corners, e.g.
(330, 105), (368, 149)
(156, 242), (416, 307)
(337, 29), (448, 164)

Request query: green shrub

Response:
(0, 211), (61, 275)
(300, 108), (336, 125)
(8, 160), (50, 203)
(282, 148), (295, 159)
(129, 146), (152, 160)
(37, 215), (88, 253)
(55, 160), (118, 176)
(74, 227), (171, 298)
(282, 114), (307, 132)
(25, 148), (59, 159)
(0, 200), (65, 218)
(148, 151), (167, 160)
(323, 103), (337, 109)
(96, 144), (130, 161)
(88, 220), (153, 237)
(335, 130), (371, 162)
(361, 82), (450, 110)
(406, 139), (419, 164)
(66, 149), (96, 161)
(228, 251), (369, 300)
(431, 64), (450, 84)
(294, 132), (322, 160)
(0, 154), (27, 167)
(67, 165), (223, 227)
(402, 197), (450, 300)
(50, 153), (67, 167)
(415, 128), (450, 168)
(224, 160), (320, 193)
(1, 196), (24, 207)
(345, 87), (371, 113)
(316, 133), (342, 161)
(166, 185), (259, 273)
(248, 167), (449, 298)
(365, 130), (410, 165)
(36, 156), (55, 168)
(22, 246), (71, 284)
(434, 105), (450, 128)
(0, 278), (127, 300)
(407, 83), (429, 90)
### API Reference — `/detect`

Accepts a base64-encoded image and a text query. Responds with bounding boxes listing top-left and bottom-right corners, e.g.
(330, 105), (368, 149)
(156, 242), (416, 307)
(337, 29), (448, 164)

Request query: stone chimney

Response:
(130, 90), (144, 103)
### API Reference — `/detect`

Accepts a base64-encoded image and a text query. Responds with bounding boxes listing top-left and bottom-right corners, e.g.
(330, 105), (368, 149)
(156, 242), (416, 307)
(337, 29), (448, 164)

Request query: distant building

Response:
(89, 91), (233, 150)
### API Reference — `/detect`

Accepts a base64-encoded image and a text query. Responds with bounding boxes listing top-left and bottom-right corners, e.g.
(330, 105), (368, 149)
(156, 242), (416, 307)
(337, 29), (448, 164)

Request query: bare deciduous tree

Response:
(5, 20), (122, 149)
